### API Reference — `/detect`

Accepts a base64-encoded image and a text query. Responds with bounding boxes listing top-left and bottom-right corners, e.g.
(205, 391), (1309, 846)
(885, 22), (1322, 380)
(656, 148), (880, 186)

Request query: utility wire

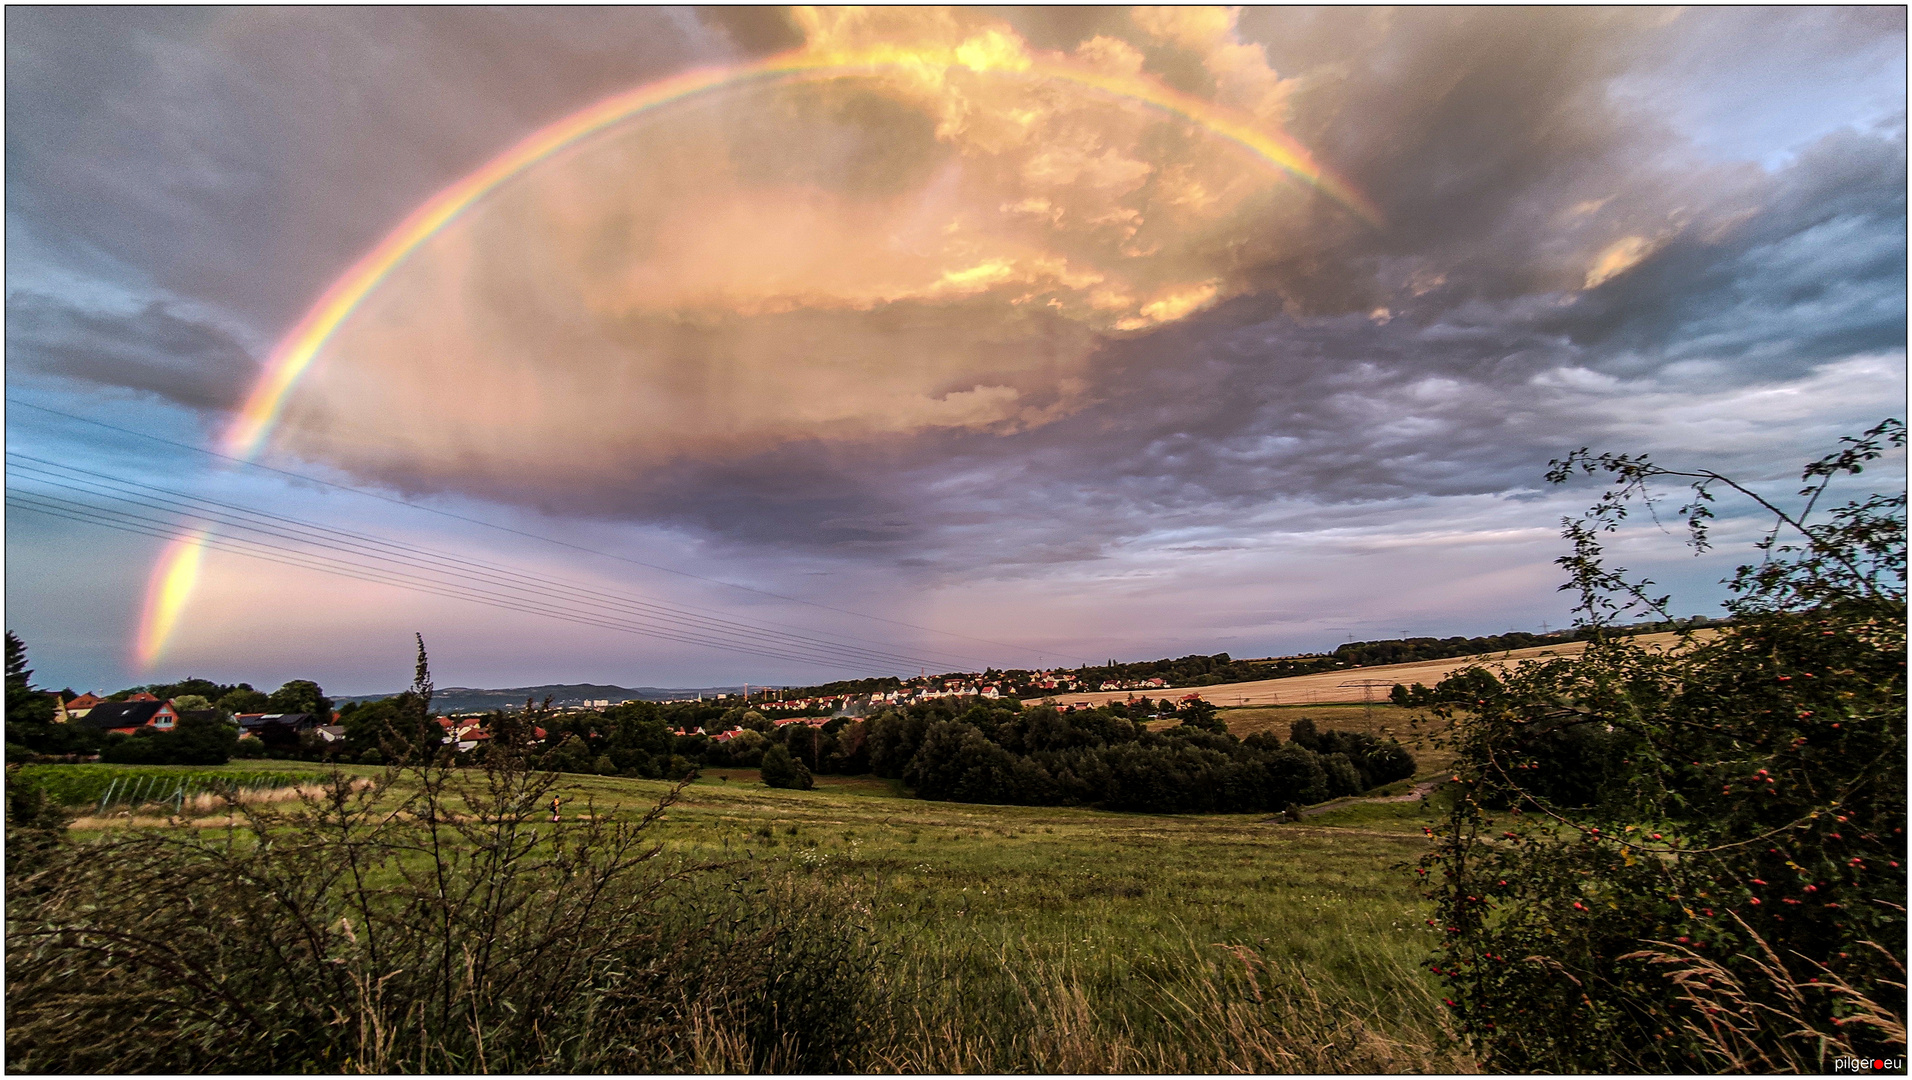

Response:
(12, 497), (878, 672)
(7, 490), (890, 673)
(6, 398), (1081, 665)
(7, 488), (862, 669)
(10, 454), (960, 671)
(9, 472), (946, 672)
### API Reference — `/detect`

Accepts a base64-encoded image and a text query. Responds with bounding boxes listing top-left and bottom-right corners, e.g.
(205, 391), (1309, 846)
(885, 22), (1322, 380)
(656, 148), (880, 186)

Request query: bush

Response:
(96, 712), (237, 766)
(1422, 421), (1906, 1072)
(5, 751), (875, 1071)
(761, 743), (814, 790)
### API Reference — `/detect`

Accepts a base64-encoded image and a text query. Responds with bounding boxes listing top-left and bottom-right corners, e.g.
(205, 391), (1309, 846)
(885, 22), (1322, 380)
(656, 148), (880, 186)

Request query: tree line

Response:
(8, 632), (1416, 813)
(686, 696), (1413, 812)
(1337, 616), (1726, 669)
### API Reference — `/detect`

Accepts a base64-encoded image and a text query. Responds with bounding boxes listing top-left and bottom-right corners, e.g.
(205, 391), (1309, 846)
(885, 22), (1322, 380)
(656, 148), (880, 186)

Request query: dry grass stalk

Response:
(865, 940), (1471, 1074)
(1621, 914), (1906, 1073)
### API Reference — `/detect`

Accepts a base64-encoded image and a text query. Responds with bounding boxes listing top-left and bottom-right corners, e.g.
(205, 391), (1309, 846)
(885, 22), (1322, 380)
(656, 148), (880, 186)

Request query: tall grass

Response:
(1619, 915), (1907, 1073)
(6, 754), (875, 1073)
(864, 936), (1468, 1073)
(9, 756), (1473, 1073)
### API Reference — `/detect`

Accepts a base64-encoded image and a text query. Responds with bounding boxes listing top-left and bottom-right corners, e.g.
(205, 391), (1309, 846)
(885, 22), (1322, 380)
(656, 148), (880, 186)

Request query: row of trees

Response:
(863, 703), (1411, 812)
(1338, 617), (1724, 669)
(300, 689), (1415, 813)
(652, 697), (1412, 812)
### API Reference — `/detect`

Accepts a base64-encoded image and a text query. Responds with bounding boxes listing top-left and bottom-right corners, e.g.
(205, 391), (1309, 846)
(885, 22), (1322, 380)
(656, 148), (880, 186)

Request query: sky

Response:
(5, 6), (1906, 696)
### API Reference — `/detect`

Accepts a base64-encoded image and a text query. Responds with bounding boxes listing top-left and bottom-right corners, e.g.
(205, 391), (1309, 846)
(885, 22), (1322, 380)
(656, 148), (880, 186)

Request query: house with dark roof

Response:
(234, 713), (318, 741)
(80, 700), (180, 735)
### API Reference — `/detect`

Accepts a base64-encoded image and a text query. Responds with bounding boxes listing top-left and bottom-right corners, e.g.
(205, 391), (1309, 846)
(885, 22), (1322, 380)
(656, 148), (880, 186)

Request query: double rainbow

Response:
(136, 43), (1378, 668)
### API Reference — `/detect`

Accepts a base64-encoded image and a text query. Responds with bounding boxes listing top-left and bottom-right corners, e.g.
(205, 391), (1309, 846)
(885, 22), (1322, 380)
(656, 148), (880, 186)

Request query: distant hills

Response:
(333, 683), (750, 713)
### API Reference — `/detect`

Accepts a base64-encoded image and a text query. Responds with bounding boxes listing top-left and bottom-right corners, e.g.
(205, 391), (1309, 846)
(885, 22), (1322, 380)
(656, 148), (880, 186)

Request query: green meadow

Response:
(37, 708), (1467, 1072)
(22, 699), (1468, 1070)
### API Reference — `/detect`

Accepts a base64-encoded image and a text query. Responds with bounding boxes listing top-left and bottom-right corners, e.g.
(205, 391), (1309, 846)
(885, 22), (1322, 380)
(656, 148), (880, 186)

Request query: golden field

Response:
(1025, 629), (1712, 709)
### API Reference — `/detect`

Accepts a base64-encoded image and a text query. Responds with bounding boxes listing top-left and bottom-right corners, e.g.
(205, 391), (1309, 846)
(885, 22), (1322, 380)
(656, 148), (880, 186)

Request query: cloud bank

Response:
(7, 7), (1904, 648)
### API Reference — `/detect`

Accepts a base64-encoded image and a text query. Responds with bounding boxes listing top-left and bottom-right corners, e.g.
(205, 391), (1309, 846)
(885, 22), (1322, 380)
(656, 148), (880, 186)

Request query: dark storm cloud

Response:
(1547, 129), (1908, 374)
(6, 292), (259, 412)
(599, 116), (1906, 572)
(6, 6), (733, 328)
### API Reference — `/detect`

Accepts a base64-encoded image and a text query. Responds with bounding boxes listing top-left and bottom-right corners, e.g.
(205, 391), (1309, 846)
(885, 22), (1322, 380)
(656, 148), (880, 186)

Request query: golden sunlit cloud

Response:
(1584, 235), (1661, 289)
(266, 6), (1370, 487)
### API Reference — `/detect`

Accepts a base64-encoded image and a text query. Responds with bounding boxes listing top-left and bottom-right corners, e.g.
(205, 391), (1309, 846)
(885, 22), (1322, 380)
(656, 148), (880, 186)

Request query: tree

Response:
(144, 677), (231, 703)
(903, 721), (1017, 802)
(710, 728), (767, 768)
(1287, 717), (1320, 751)
(761, 743), (813, 790)
(782, 723), (823, 770)
(99, 710), (235, 766)
(341, 697), (407, 756)
(6, 632), (56, 725)
(1421, 420), (1906, 1072)
(6, 636), (100, 757)
(267, 679), (332, 717)
(218, 686), (271, 714)
(1177, 698), (1226, 733)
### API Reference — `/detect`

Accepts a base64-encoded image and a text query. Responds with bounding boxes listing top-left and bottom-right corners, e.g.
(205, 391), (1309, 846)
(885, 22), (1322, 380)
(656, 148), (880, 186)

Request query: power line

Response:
(7, 399), (1085, 664)
(8, 476), (937, 673)
(8, 490), (895, 673)
(9, 454), (961, 672)
(6, 489), (863, 669)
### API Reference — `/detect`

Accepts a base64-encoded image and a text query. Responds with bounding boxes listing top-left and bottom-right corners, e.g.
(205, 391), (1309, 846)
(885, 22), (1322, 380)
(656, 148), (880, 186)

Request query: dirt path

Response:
(1293, 778), (1442, 819)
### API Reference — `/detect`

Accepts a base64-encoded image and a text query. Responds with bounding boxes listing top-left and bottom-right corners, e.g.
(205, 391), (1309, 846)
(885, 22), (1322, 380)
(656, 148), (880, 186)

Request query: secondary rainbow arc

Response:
(137, 45), (1379, 668)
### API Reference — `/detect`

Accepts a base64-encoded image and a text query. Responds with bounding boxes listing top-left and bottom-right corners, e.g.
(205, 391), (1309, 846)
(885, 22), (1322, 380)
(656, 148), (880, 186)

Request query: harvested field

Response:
(1025, 629), (1714, 709)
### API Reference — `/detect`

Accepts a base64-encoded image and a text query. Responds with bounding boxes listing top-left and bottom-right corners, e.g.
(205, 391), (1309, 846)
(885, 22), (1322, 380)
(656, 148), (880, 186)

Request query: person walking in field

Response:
(549, 795), (563, 822)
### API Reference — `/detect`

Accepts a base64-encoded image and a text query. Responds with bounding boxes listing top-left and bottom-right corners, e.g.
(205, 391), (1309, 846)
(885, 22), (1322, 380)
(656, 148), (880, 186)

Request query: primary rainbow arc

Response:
(137, 44), (1379, 668)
